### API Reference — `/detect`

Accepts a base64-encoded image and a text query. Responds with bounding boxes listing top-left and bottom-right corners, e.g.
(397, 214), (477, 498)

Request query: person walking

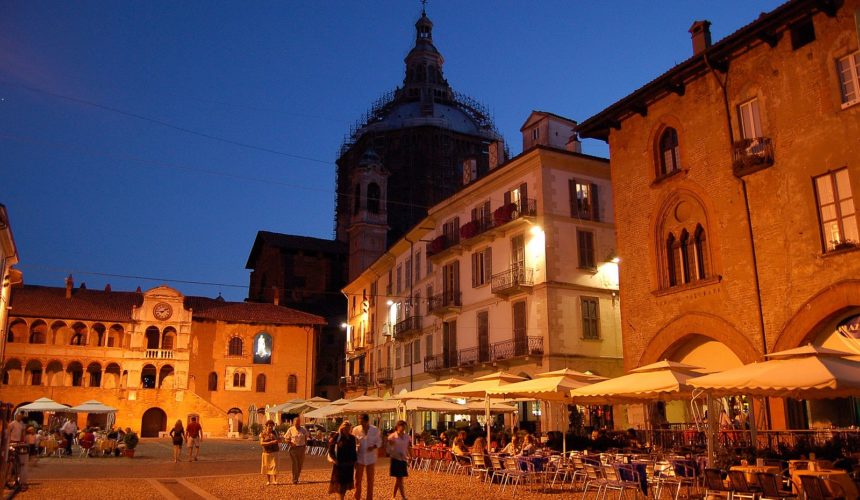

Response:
(328, 421), (357, 500)
(260, 420), (280, 485)
(60, 417), (77, 456)
(7, 412), (29, 491)
(284, 415), (310, 484)
(169, 420), (185, 463)
(352, 413), (381, 500)
(186, 416), (203, 461)
(387, 420), (411, 500)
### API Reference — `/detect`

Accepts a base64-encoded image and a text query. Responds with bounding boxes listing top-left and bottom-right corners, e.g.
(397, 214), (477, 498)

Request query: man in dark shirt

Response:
(186, 416), (203, 461)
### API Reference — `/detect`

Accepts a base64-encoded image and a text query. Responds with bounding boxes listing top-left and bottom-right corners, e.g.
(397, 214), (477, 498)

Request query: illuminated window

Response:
(814, 168), (858, 251)
(569, 180), (600, 221)
(837, 51), (860, 108)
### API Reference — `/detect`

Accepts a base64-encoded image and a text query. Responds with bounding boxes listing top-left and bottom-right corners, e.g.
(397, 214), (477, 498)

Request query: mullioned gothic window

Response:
(658, 192), (713, 289)
(228, 336), (243, 357)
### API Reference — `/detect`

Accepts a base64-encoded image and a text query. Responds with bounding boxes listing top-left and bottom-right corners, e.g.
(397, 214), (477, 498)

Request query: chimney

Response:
(566, 133), (582, 154)
(65, 274), (73, 299)
(104, 283), (111, 292)
(689, 20), (712, 55)
(272, 286), (280, 306)
(79, 282), (87, 290)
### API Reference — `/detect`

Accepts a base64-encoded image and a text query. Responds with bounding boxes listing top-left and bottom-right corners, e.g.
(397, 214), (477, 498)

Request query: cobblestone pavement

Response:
(12, 438), (595, 499)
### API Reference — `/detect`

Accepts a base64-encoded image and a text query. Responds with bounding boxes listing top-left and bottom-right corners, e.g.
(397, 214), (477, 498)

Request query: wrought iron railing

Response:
(428, 291), (462, 314)
(732, 137), (774, 176)
(458, 347), (479, 367)
(393, 316), (422, 340)
(491, 265), (534, 294)
(491, 335), (543, 361)
(424, 352), (458, 372)
(376, 367), (392, 385)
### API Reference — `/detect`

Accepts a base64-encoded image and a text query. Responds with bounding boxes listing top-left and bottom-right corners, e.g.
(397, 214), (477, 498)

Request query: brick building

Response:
(3, 279), (323, 436)
(577, 0), (860, 428)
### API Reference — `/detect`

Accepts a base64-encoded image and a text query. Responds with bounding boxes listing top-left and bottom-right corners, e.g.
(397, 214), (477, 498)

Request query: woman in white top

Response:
(386, 420), (411, 500)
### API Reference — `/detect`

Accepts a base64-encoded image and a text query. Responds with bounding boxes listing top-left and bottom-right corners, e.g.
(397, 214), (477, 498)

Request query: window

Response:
(477, 311), (490, 362)
(395, 345), (402, 369)
(443, 217), (460, 245)
(367, 182), (381, 213)
(370, 280), (377, 306)
(161, 334), (174, 350)
(471, 247), (492, 287)
(405, 257), (412, 288)
(414, 251), (421, 282)
(233, 371), (246, 388)
(256, 374), (266, 392)
(71, 333), (85, 346)
(837, 51), (860, 108)
(353, 183), (361, 214)
(208, 372), (218, 391)
(569, 180), (600, 221)
(442, 261), (460, 304)
(581, 297), (600, 340)
(404, 341), (413, 365)
(512, 302), (527, 356)
(396, 265), (402, 294)
(577, 230), (596, 269)
(666, 226), (710, 287)
(31, 370), (42, 386)
(738, 98), (762, 139)
(386, 269), (393, 295)
(228, 337), (243, 356)
(413, 340), (420, 365)
(287, 374), (298, 393)
(658, 128), (680, 176)
(511, 234), (525, 267)
(814, 168), (858, 251)
(425, 334), (433, 358)
(532, 128), (539, 141)
(412, 292), (420, 317)
(505, 183), (528, 213)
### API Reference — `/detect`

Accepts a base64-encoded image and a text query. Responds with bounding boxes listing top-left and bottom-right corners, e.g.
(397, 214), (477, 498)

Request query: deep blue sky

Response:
(1, 1), (783, 301)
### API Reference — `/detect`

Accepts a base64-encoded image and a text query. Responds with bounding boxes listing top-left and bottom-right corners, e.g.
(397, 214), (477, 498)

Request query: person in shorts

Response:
(186, 416), (202, 461)
(387, 420), (410, 500)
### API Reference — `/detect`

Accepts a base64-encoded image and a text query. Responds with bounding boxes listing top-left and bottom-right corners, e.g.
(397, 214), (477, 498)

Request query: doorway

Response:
(141, 407), (167, 437)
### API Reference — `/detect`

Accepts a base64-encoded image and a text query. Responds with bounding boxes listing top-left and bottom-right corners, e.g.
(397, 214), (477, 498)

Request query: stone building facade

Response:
(577, 0), (860, 428)
(0, 204), (20, 364)
(342, 112), (624, 432)
(3, 280), (323, 436)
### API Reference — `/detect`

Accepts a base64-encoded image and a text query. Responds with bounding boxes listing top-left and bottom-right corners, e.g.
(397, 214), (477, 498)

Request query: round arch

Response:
(773, 280), (860, 352)
(637, 312), (759, 369)
(8, 318), (27, 343)
(29, 320), (48, 344)
(141, 407), (167, 437)
(46, 360), (64, 386)
(50, 321), (69, 345)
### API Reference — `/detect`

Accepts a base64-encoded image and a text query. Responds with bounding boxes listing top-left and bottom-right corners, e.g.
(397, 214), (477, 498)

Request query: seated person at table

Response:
(626, 428), (643, 449)
(518, 434), (537, 456)
(500, 434), (521, 455)
(437, 432), (448, 447)
(452, 432), (469, 456)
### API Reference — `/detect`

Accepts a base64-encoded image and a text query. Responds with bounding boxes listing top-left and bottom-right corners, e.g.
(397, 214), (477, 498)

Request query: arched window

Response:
(253, 333), (272, 364)
(658, 128), (680, 176)
(233, 371), (246, 388)
(694, 225), (709, 280)
(367, 183), (381, 214)
(29, 321), (47, 344)
(666, 233), (678, 287)
(353, 183), (361, 214)
(256, 374), (266, 392)
(162, 327), (176, 350)
(208, 372), (218, 391)
(228, 337), (243, 356)
(287, 374), (298, 393)
(679, 229), (691, 284)
(70, 333), (85, 346)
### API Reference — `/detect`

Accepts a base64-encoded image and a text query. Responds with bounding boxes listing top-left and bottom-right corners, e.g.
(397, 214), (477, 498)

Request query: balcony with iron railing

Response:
(458, 215), (493, 242)
(428, 291), (462, 316)
(424, 352), (459, 373)
(376, 367), (393, 386)
(393, 316), (423, 340)
(491, 265), (535, 296)
(491, 335), (544, 361)
(732, 137), (774, 177)
(493, 198), (537, 227)
(338, 373), (369, 390)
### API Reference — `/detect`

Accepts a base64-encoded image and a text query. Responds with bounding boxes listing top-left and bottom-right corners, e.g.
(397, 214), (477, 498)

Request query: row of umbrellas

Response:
(17, 398), (117, 414)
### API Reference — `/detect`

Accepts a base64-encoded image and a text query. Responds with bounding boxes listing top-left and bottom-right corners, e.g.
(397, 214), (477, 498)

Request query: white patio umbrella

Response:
(435, 371), (528, 443)
(69, 400), (118, 413)
(569, 360), (707, 404)
(393, 378), (471, 401)
(17, 397), (71, 413)
(487, 368), (605, 454)
(689, 344), (860, 398)
(331, 395), (399, 416)
(304, 398), (350, 420)
(280, 396), (332, 415)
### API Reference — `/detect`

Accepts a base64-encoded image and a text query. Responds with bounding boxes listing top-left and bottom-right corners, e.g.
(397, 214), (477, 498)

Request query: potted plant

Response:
(833, 240), (857, 251)
(122, 430), (139, 457)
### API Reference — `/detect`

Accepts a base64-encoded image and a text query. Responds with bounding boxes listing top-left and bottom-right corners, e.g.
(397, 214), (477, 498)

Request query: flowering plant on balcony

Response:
(493, 203), (517, 226)
(460, 220), (478, 240)
(428, 235), (447, 255)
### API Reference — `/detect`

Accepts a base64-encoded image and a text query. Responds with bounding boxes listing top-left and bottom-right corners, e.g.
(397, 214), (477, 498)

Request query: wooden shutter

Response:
(504, 190), (512, 206)
(519, 183), (528, 212)
(591, 183), (600, 222)
(471, 253), (478, 288)
(453, 260), (460, 294)
(569, 179), (577, 218)
(453, 216), (460, 243)
(484, 247), (492, 283)
(471, 207), (478, 222)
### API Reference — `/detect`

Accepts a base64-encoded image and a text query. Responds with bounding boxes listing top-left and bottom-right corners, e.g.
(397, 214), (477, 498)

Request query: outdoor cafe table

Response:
(729, 465), (781, 486)
(517, 455), (549, 472)
(791, 469), (859, 500)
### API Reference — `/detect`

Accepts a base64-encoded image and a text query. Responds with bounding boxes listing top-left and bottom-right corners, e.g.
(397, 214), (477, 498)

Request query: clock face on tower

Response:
(153, 302), (173, 321)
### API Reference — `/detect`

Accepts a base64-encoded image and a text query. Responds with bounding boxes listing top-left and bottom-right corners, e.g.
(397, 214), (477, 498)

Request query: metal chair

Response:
(799, 474), (845, 500)
(501, 456), (530, 494)
(703, 468), (732, 500)
(581, 462), (608, 500)
(728, 469), (760, 500)
(756, 471), (797, 500)
(603, 463), (643, 500)
(469, 453), (489, 483)
(488, 454), (507, 487)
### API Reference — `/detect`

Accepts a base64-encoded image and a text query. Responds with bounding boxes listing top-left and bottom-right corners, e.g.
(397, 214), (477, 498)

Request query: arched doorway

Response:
(227, 408), (243, 434)
(141, 407), (167, 437)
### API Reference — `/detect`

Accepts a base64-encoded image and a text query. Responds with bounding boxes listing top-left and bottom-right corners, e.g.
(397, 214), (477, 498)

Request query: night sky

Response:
(1, 1), (783, 301)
